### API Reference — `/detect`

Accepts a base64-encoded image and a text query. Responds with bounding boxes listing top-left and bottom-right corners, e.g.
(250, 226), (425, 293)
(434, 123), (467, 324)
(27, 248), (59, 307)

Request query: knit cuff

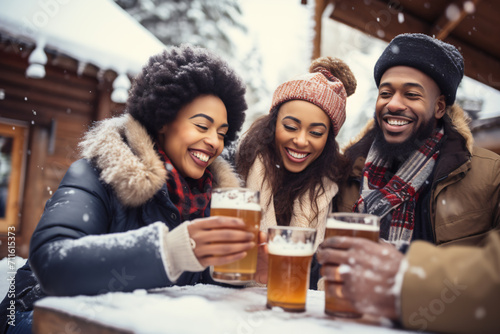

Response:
(160, 222), (206, 282)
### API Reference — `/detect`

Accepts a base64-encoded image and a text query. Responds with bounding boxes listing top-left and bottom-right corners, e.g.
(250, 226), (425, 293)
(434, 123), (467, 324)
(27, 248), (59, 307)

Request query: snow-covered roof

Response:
(0, 0), (166, 102)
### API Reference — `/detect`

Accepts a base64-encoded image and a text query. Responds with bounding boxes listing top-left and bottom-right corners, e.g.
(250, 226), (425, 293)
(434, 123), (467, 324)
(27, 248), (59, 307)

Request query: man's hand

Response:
(317, 236), (404, 320)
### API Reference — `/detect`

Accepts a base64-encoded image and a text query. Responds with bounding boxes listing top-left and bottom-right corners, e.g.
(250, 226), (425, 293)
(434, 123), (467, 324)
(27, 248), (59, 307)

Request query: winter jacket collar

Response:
(432, 106), (472, 182)
(79, 114), (240, 207)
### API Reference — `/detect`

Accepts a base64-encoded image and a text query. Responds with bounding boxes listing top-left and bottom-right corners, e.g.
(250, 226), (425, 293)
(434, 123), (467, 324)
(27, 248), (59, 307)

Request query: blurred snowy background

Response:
(114, 0), (500, 147)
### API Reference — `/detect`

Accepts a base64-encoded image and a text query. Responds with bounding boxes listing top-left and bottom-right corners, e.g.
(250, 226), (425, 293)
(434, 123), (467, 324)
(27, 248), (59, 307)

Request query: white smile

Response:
(191, 151), (210, 162)
(287, 148), (308, 159)
(387, 118), (410, 126)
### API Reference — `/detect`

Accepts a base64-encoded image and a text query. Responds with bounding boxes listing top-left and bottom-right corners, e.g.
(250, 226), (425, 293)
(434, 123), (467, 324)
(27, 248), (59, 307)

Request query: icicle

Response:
(111, 72), (131, 103)
(77, 62), (88, 77)
(26, 40), (48, 79)
(96, 69), (106, 83)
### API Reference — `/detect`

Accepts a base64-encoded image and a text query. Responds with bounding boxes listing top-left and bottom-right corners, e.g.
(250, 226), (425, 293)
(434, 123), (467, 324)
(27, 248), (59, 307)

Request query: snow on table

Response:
(35, 284), (414, 334)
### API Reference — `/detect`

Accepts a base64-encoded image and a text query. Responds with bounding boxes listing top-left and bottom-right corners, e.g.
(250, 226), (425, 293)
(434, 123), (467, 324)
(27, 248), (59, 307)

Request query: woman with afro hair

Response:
(0, 45), (252, 333)
(237, 57), (357, 287)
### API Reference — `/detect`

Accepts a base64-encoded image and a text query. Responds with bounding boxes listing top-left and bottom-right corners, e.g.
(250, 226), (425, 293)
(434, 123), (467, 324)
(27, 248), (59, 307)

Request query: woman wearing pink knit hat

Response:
(236, 57), (356, 287)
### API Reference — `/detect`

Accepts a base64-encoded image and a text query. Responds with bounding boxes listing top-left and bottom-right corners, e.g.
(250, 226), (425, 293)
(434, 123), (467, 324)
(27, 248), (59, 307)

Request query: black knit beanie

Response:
(374, 33), (464, 105)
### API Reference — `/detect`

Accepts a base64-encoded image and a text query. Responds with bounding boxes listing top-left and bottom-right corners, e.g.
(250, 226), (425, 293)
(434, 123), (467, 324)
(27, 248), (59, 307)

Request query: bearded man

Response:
(319, 32), (500, 334)
(336, 33), (500, 252)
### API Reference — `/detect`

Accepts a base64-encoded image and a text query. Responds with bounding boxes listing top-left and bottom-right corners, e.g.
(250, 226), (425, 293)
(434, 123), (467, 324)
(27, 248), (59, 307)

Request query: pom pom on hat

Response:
(374, 33), (464, 106)
(270, 57), (356, 136)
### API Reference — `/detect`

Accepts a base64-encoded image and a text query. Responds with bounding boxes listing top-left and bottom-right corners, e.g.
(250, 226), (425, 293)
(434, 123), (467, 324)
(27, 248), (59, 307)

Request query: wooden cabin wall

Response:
(0, 44), (125, 258)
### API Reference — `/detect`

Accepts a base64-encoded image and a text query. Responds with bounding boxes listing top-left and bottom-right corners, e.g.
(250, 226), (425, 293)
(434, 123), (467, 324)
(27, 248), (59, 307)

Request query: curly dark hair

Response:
(126, 44), (247, 145)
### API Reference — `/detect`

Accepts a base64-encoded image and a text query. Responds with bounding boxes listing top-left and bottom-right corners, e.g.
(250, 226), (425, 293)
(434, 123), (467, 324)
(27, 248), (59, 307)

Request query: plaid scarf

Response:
(156, 146), (213, 221)
(354, 127), (444, 252)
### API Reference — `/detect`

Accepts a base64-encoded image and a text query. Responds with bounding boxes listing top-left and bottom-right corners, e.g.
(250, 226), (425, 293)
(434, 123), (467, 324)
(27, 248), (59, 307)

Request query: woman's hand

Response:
(187, 216), (256, 267)
(317, 236), (404, 320)
(254, 231), (268, 284)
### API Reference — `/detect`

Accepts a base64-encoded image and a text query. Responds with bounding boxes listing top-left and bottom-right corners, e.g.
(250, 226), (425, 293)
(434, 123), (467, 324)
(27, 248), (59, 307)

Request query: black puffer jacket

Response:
(0, 115), (241, 330)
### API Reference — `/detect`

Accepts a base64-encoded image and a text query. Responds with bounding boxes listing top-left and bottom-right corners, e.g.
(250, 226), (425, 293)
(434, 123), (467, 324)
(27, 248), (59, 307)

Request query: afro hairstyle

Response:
(126, 44), (247, 145)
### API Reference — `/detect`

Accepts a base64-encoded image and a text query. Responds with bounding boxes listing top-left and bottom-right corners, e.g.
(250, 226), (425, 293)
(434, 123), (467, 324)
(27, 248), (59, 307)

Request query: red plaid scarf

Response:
(156, 146), (213, 221)
(354, 127), (444, 252)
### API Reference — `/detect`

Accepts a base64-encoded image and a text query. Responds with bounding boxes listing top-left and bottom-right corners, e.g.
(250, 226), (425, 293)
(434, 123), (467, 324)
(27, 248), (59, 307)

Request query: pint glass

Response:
(266, 226), (317, 312)
(324, 212), (380, 317)
(211, 188), (261, 283)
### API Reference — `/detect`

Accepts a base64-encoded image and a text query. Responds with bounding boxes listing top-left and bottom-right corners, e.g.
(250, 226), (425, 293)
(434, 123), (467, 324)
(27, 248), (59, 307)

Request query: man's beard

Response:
(372, 115), (436, 164)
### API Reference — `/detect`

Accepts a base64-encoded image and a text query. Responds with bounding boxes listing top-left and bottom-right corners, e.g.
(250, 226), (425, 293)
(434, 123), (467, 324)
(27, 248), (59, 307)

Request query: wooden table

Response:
(33, 285), (416, 334)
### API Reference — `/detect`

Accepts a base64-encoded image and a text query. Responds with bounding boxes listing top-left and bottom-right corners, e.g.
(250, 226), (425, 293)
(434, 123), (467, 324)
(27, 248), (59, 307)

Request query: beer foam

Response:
(267, 235), (315, 256)
(210, 200), (261, 211)
(326, 219), (379, 231)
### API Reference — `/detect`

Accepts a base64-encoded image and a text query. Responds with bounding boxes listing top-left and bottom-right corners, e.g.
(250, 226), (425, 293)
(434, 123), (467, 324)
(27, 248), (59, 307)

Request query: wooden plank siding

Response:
(0, 43), (125, 257)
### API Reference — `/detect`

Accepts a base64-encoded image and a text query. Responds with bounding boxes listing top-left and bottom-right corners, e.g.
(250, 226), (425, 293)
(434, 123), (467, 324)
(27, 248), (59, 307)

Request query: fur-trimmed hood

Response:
(79, 114), (241, 207)
(342, 104), (474, 154)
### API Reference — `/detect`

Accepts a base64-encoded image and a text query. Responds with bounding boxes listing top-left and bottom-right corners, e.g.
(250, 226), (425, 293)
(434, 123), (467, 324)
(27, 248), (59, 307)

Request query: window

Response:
(0, 120), (28, 233)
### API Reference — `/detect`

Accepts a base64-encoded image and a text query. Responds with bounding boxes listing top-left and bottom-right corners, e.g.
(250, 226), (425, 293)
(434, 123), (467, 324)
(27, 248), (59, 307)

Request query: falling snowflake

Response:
(390, 44), (400, 54)
(398, 12), (405, 24)
(446, 4), (461, 22)
(464, 1), (475, 14)
(475, 307), (486, 319)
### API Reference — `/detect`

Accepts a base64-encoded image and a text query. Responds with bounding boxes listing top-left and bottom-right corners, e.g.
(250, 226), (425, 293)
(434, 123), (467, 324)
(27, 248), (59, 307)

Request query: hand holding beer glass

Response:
(323, 213), (380, 318)
(211, 188), (261, 283)
(266, 226), (316, 312)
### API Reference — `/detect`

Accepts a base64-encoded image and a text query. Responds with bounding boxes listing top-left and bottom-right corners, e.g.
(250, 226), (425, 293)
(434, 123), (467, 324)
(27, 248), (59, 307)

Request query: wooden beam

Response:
(431, 0), (483, 40)
(312, 0), (330, 60)
(95, 79), (115, 121)
(330, 0), (428, 41)
(446, 35), (500, 91)
(329, 0), (500, 90)
(0, 100), (90, 125)
(0, 81), (94, 115)
(18, 125), (48, 258)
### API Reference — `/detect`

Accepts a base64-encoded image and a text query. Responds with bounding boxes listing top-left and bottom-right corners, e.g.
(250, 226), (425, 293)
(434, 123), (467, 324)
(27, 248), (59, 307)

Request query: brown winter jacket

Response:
(337, 105), (500, 333)
(401, 229), (500, 334)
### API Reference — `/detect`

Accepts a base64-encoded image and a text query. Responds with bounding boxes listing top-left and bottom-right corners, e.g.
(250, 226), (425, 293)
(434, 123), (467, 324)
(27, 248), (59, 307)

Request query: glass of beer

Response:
(266, 226), (317, 312)
(211, 188), (261, 283)
(324, 212), (380, 318)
